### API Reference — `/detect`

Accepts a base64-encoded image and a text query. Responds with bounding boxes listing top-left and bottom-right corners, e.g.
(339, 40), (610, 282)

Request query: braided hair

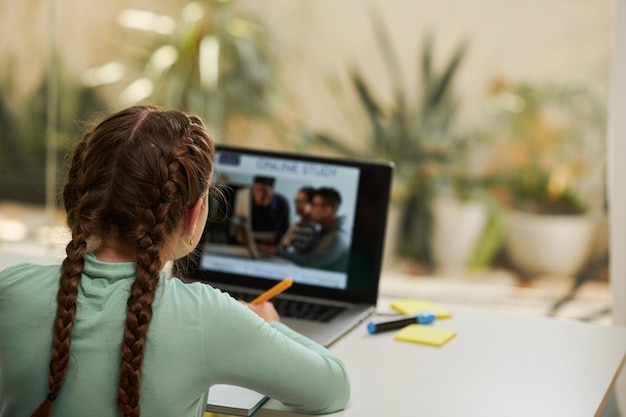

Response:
(30, 106), (215, 417)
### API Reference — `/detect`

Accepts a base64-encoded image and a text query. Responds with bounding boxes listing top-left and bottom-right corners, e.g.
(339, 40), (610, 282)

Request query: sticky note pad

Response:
(394, 324), (456, 347)
(390, 299), (452, 319)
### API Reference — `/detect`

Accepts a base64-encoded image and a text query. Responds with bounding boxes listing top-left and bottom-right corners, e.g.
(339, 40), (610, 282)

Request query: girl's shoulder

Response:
(0, 262), (62, 292)
(159, 275), (234, 306)
(0, 262), (61, 279)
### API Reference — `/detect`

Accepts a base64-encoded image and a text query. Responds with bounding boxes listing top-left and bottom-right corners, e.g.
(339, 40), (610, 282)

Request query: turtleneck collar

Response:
(82, 253), (136, 284)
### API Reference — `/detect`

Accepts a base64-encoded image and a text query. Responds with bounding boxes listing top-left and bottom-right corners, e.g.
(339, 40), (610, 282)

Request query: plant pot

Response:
(431, 196), (488, 275)
(504, 211), (595, 277)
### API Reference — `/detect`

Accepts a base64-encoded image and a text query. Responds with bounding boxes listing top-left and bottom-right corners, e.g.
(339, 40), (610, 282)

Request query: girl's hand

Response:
(240, 300), (280, 322)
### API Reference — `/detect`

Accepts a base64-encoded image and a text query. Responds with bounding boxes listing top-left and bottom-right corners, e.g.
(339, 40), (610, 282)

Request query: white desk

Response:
(259, 302), (626, 417)
(2, 251), (624, 416)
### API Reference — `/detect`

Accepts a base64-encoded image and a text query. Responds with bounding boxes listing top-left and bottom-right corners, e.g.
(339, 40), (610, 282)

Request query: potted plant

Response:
(295, 9), (493, 272)
(482, 79), (607, 277)
(90, 0), (281, 142)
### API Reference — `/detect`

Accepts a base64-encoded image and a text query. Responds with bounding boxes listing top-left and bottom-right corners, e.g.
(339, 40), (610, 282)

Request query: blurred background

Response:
(0, 0), (616, 325)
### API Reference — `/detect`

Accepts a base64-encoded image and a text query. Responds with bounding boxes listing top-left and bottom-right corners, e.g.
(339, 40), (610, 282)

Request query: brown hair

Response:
(314, 187), (342, 212)
(31, 105), (215, 417)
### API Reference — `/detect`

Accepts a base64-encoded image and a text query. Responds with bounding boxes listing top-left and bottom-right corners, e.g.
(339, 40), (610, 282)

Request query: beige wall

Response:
(0, 1), (612, 137)
(242, 0), (612, 141)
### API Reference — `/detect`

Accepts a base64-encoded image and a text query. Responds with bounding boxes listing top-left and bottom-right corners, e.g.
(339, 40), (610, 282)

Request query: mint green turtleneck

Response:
(0, 253), (350, 417)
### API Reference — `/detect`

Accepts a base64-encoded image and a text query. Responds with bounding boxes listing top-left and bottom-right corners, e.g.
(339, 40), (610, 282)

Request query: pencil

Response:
(250, 278), (293, 305)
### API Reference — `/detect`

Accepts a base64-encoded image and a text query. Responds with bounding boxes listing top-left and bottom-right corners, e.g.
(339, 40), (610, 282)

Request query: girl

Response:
(0, 106), (350, 417)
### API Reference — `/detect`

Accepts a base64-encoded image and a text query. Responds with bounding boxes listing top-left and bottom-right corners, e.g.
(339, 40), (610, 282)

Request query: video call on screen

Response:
(199, 150), (361, 290)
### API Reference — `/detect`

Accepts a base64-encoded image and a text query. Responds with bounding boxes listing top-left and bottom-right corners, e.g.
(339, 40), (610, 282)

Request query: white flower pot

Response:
(505, 211), (595, 277)
(431, 196), (488, 274)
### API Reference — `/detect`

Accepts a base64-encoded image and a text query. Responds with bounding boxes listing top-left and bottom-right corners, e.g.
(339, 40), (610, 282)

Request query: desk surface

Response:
(259, 302), (626, 417)
(2, 251), (624, 417)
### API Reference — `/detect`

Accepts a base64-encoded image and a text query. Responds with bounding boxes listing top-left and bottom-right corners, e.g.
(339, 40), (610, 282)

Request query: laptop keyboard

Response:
(273, 298), (345, 322)
(227, 291), (346, 323)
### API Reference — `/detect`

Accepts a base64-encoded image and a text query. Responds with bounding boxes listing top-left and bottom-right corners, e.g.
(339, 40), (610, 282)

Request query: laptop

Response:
(177, 144), (394, 347)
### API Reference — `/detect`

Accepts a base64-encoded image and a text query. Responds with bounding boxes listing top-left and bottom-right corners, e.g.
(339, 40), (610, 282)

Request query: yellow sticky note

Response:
(390, 299), (452, 319)
(394, 324), (456, 347)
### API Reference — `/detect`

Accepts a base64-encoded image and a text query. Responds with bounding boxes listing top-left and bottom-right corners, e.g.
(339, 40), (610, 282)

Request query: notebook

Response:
(177, 144), (394, 347)
(206, 384), (269, 416)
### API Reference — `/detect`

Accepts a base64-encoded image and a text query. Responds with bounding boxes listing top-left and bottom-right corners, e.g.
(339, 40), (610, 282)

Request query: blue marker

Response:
(367, 312), (436, 334)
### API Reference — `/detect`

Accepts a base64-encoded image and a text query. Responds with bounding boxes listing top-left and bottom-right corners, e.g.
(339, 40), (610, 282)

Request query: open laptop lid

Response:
(179, 145), (394, 307)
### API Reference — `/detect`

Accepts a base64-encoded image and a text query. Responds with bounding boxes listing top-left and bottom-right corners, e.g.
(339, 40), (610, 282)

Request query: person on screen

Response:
(250, 175), (290, 256)
(278, 186), (319, 254)
(0, 106), (349, 417)
(277, 187), (350, 272)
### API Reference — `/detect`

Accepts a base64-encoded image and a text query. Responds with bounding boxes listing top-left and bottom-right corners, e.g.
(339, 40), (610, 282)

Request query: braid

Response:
(50, 234), (87, 385)
(117, 241), (160, 416)
(117, 130), (211, 416)
(32, 194), (95, 417)
(32, 128), (96, 417)
(117, 157), (174, 417)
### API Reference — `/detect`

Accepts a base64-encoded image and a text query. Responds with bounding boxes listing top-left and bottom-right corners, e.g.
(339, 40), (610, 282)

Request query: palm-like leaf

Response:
(109, 1), (280, 141)
(307, 17), (468, 268)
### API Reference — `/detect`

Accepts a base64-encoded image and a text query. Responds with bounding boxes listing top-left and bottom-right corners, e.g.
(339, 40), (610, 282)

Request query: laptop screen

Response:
(179, 145), (394, 305)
